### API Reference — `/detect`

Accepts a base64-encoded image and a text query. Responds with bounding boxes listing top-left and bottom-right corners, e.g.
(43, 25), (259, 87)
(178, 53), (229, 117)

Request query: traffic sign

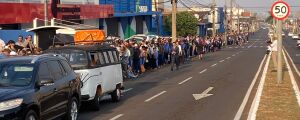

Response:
(271, 1), (290, 20)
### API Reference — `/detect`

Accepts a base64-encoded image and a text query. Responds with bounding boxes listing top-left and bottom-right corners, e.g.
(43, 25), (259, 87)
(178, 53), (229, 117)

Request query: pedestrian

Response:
(270, 36), (278, 70)
(16, 35), (24, 46)
(196, 39), (205, 60)
(23, 35), (34, 51)
(171, 42), (180, 71)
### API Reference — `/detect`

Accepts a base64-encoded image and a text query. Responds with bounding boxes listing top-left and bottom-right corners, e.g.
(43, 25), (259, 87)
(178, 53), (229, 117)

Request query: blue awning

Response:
(114, 11), (161, 17)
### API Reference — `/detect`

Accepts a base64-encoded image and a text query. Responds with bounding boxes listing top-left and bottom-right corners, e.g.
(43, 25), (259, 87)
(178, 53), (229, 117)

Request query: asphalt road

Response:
(78, 30), (268, 120)
(283, 33), (300, 70)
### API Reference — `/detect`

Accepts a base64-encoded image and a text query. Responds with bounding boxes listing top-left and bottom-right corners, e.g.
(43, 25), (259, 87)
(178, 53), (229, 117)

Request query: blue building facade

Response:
(198, 7), (225, 37)
(100, 0), (163, 39)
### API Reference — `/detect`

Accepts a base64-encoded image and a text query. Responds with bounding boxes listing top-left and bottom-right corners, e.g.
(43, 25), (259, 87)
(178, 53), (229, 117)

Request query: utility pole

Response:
(237, 4), (240, 35)
(230, 0), (233, 35)
(44, 0), (48, 26)
(171, 0), (177, 42)
(277, 19), (283, 84)
(155, 0), (160, 35)
(212, 0), (216, 37)
(224, 0), (228, 45)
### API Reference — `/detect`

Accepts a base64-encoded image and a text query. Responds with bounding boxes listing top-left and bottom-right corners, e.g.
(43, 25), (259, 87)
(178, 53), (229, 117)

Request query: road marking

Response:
(145, 91), (167, 102)
(229, 47), (233, 48)
(260, 43), (263, 44)
(178, 77), (193, 85)
(234, 55), (267, 120)
(210, 63), (217, 67)
(110, 114), (124, 120)
(260, 46), (264, 48)
(226, 57), (231, 59)
(219, 60), (225, 63)
(232, 54), (236, 56)
(122, 88), (133, 93)
(283, 51), (300, 107)
(235, 47), (238, 48)
(199, 69), (207, 74)
(284, 48), (300, 78)
(253, 46), (257, 48)
(193, 87), (214, 100)
(296, 54), (300, 57)
(247, 54), (271, 120)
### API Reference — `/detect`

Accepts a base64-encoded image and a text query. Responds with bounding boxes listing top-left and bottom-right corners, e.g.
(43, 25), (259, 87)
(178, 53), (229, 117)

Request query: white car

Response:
(292, 34), (299, 39)
(127, 34), (159, 42)
(46, 44), (124, 110)
(297, 40), (300, 47)
(288, 32), (293, 36)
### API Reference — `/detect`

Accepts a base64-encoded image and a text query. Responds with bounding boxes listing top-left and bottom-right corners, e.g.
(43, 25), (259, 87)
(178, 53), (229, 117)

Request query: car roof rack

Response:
(31, 54), (63, 63)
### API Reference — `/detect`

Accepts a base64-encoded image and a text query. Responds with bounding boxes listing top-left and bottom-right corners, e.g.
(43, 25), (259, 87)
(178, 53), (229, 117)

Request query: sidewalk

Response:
(254, 54), (300, 120)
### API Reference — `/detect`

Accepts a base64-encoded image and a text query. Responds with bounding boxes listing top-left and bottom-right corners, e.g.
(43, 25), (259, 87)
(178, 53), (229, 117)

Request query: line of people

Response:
(112, 35), (226, 80)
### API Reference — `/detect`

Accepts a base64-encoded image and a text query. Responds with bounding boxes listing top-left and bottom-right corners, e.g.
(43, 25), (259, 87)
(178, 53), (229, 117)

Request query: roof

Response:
(0, 56), (34, 63)
(46, 44), (116, 51)
(26, 26), (75, 32)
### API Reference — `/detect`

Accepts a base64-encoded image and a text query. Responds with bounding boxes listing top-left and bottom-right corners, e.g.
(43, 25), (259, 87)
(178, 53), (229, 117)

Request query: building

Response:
(0, 0), (163, 42)
(99, 0), (163, 39)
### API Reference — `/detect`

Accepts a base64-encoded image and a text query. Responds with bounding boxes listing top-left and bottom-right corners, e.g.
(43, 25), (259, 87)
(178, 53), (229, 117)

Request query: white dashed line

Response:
(219, 60), (225, 63)
(110, 114), (124, 120)
(211, 63), (217, 67)
(232, 54), (236, 56)
(229, 47), (233, 48)
(178, 77), (193, 85)
(296, 54), (300, 57)
(122, 88), (133, 93)
(199, 69), (207, 74)
(145, 91), (167, 102)
(226, 57), (231, 59)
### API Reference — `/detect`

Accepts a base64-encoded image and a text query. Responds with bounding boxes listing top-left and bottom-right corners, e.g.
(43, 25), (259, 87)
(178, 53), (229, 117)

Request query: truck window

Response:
(103, 52), (110, 64)
(90, 52), (100, 66)
(108, 51), (115, 63)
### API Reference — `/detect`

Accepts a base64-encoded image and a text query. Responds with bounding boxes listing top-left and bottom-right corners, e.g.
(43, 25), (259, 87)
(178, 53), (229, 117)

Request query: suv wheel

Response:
(25, 110), (38, 120)
(111, 87), (121, 102)
(64, 97), (79, 120)
(91, 93), (101, 111)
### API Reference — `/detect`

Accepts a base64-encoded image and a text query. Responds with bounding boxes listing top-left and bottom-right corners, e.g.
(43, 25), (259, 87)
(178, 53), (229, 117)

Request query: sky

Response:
(165, 0), (300, 17)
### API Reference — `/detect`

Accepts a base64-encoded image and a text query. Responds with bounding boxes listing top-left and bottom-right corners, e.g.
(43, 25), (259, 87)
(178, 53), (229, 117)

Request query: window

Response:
(103, 52), (110, 64)
(108, 51), (115, 63)
(113, 51), (119, 62)
(38, 62), (52, 80)
(90, 52), (100, 66)
(0, 64), (34, 87)
(98, 52), (105, 65)
(47, 61), (64, 80)
(60, 60), (73, 74)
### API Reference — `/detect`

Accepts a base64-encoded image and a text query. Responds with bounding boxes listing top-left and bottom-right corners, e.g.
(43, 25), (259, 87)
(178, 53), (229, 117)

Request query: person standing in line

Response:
(270, 36), (278, 70)
(171, 42), (180, 71)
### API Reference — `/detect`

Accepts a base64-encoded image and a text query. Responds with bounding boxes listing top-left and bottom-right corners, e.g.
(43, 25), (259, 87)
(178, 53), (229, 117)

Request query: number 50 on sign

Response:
(271, 1), (290, 20)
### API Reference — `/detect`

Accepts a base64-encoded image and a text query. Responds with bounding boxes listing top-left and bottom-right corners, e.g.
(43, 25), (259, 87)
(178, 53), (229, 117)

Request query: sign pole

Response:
(277, 19), (283, 84)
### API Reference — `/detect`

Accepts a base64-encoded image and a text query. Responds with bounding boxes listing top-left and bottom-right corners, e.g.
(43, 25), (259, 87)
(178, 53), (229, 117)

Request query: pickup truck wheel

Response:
(25, 110), (38, 120)
(91, 94), (101, 111)
(111, 87), (121, 102)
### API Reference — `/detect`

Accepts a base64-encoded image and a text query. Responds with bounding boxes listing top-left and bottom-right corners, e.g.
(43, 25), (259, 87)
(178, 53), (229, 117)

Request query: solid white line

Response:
(110, 114), (124, 120)
(178, 77), (193, 85)
(219, 60), (225, 63)
(233, 55), (267, 120)
(284, 48), (300, 78)
(122, 88), (133, 93)
(283, 51), (300, 107)
(145, 91), (167, 102)
(199, 69), (207, 74)
(211, 63), (217, 67)
(247, 54), (271, 120)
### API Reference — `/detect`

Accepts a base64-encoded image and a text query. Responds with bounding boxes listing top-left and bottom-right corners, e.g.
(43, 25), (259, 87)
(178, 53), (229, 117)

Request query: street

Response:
(78, 30), (268, 120)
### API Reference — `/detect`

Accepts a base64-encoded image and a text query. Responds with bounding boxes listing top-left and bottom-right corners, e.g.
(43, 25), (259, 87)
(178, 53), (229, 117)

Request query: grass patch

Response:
(256, 58), (300, 120)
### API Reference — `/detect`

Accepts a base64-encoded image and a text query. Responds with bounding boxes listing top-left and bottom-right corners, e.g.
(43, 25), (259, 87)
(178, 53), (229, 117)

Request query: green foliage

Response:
(164, 12), (198, 37)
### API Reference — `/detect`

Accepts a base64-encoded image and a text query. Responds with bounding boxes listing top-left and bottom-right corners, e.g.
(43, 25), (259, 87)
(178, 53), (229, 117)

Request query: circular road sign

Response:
(271, 1), (290, 20)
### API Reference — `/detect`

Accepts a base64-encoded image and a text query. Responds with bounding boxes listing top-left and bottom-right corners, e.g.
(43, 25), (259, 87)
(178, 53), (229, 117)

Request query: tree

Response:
(164, 11), (198, 37)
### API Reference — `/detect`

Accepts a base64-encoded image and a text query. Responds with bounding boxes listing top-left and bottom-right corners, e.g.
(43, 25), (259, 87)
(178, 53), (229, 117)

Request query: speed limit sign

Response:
(271, 1), (290, 20)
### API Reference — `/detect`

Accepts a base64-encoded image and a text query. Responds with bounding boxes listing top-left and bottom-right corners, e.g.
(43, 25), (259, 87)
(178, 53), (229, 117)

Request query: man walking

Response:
(171, 41), (180, 71)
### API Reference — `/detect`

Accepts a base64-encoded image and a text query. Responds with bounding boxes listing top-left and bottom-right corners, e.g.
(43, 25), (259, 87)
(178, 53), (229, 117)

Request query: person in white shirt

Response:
(270, 37), (278, 69)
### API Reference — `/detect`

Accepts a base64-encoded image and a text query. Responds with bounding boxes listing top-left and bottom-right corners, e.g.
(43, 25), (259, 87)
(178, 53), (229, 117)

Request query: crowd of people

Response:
(0, 33), (250, 80)
(110, 35), (228, 79)
(0, 35), (42, 58)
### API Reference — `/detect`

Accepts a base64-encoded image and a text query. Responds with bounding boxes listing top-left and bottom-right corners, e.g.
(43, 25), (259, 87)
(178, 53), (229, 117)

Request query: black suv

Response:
(0, 54), (81, 120)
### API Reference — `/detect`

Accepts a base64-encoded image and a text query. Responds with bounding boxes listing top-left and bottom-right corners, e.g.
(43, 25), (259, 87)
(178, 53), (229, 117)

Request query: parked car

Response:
(45, 44), (124, 110)
(126, 34), (159, 42)
(0, 54), (81, 120)
(292, 34), (299, 39)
